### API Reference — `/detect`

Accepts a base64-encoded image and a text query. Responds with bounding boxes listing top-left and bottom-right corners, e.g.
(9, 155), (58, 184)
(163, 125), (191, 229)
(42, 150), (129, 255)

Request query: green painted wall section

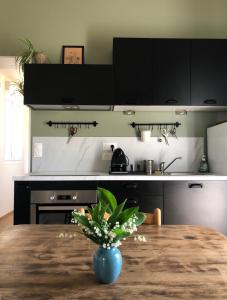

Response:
(1, 0), (227, 63)
(31, 110), (218, 137)
(1, 0), (227, 138)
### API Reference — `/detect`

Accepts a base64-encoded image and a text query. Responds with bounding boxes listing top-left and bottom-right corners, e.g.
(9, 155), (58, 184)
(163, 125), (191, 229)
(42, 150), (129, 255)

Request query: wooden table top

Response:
(0, 225), (227, 300)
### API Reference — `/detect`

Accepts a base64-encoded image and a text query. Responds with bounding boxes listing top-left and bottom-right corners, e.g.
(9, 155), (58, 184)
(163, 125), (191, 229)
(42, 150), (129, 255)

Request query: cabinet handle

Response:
(165, 99), (178, 104)
(188, 183), (203, 189)
(125, 198), (138, 205)
(204, 99), (217, 105)
(123, 183), (138, 189)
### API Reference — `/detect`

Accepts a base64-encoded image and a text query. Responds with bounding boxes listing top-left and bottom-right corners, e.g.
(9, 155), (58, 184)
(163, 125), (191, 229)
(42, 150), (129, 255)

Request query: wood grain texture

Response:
(0, 211), (13, 232)
(0, 225), (227, 299)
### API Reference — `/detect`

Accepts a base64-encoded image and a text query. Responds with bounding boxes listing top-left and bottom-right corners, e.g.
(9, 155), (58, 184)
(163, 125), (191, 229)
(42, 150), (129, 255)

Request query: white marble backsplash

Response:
(32, 137), (204, 173)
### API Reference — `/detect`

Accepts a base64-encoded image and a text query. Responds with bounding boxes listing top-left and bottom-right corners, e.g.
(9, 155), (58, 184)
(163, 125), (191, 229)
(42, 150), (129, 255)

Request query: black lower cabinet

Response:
(14, 182), (31, 224)
(98, 181), (163, 214)
(164, 181), (227, 235)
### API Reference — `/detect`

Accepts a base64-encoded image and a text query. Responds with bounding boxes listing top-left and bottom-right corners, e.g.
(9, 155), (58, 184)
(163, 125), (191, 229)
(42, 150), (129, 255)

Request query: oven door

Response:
(30, 204), (88, 224)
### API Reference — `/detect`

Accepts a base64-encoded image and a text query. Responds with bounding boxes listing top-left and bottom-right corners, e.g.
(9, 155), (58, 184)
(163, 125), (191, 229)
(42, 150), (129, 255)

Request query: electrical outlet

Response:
(33, 143), (43, 158)
(102, 151), (112, 161)
(103, 142), (117, 151)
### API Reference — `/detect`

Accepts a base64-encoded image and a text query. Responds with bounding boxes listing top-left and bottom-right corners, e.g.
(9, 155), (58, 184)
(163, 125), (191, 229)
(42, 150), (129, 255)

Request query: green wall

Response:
(31, 111), (218, 137)
(1, 0), (227, 137)
(1, 0), (227, 63)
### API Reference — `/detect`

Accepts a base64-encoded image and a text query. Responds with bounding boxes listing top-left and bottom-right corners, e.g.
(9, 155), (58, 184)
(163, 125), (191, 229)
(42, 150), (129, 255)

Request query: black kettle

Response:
(110, 148), (129, 173)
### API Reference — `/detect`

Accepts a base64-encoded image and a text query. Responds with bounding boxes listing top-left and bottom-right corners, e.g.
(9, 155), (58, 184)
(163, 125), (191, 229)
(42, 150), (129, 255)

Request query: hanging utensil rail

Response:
(46, 121), (98, 127)
(130, 122), (181, 128)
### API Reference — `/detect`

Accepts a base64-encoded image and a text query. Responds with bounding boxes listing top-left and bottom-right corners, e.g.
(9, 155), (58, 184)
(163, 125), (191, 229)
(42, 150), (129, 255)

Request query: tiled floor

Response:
(0, 212), (13, 232)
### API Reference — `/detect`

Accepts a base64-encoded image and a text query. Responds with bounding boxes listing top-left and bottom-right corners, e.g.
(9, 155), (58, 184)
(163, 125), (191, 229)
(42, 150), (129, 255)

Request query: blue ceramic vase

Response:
(93, 247), (122, 284)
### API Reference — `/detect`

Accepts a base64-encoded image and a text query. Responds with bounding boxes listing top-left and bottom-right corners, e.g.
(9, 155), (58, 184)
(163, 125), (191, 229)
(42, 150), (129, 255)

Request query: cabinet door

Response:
(113, 38), (153, 105)
(24, 64), (113, 105)
(14, 182), (31, 224)
(153, 39), (190, 105)
(164, 181), (227, 235)
(98, 181), (163, 213)
(191, 40), (227, 106)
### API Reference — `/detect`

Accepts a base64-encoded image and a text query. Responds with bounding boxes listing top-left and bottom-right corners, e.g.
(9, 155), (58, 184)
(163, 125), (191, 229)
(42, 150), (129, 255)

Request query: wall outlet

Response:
(33, 143), (43, 158)
(102, 151), (112, 161)
(103, 142), (117, 151)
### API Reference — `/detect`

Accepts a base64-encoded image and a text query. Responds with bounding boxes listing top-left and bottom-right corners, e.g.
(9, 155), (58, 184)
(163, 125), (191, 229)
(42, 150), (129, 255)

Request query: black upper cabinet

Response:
(153, 39), (190, 105)
(24, 64), (113, 106)
(113, 38), (190, 105)
(113, 38), (153, 105)
(191, 39), (227, 106)
(24, 38), (227, 108)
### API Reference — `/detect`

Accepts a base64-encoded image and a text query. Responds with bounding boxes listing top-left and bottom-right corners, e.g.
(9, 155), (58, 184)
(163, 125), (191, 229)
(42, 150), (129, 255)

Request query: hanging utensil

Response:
(67, 126), (77, 143)
(157, 125), (163, 143)
(160, 128), (169, 145)
(169, 125), (178, 139)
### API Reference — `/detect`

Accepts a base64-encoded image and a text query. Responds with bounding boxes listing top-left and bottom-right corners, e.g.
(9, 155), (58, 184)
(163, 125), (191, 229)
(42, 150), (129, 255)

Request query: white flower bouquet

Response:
(72, 187), (146, 248)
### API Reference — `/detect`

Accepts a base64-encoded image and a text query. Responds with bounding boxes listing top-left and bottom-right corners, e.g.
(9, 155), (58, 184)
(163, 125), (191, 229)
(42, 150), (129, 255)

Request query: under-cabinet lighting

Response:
(123, 110), (136, 116)
(63, 105), (80, 110)
(175, 110), (187, 116)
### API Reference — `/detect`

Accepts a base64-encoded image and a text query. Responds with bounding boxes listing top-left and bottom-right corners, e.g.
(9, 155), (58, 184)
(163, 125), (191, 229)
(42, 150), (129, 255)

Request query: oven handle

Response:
(38, 206), (88, 211)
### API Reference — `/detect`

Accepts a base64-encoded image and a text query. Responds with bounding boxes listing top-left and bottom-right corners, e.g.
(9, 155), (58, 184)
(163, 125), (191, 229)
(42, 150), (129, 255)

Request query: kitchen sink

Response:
(165, 172), (213, 176)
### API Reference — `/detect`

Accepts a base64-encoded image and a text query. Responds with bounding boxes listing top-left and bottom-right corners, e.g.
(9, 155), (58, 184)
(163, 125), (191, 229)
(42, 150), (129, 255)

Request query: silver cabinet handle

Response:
(188, 183), (203, 189)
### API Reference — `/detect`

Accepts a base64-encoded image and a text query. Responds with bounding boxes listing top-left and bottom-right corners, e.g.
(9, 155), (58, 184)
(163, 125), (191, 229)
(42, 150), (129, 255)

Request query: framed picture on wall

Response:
(62, 46), (84, 64)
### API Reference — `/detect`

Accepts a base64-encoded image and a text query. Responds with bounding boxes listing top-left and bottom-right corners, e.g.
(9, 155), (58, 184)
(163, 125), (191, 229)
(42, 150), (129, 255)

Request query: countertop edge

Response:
(13, 175), (227, 181)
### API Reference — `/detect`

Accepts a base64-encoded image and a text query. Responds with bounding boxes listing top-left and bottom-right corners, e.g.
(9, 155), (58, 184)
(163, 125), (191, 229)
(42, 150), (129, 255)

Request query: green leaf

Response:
(72, 214), (90, 228)
(108, 200), (126, 227)
(97, 187), (117, 213)
(112, 228), (131, 242)
(118, 207), (139, 225)
(134, 212), (146, 226)
(91, 201), (101, 223)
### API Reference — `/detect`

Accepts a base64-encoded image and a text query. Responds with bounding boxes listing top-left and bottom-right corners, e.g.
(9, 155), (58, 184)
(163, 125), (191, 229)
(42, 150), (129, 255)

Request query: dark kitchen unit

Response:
(191, 39), (227, 106)
(24, 64), (114, 109)
(14, 181), (98, 225)
(113, 38), (190, 106)
(23, 38), (227, 109)
(14, 178), (227, 235)
(164, 181), (227, 235)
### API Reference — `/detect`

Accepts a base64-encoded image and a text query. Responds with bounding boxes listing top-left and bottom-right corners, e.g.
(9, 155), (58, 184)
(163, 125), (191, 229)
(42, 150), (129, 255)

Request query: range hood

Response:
(28, 104), (113, 111)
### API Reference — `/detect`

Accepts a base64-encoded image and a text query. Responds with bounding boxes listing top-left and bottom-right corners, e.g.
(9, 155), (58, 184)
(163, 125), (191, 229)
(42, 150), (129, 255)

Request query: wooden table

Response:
(1, 225), (227, 300)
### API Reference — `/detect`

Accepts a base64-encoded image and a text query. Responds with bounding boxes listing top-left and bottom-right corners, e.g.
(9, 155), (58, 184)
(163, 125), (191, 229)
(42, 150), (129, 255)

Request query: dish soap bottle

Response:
(199, 154), (209, 173)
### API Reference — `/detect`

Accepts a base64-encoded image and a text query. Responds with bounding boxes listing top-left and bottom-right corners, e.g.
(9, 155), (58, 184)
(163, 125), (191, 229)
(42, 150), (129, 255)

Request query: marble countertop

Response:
(13, 172), (227, 181)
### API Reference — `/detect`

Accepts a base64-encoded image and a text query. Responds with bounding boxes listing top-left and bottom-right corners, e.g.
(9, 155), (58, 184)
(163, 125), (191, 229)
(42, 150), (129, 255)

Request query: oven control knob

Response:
(72, 195), (77, 200)
(50, 195), (55, 200)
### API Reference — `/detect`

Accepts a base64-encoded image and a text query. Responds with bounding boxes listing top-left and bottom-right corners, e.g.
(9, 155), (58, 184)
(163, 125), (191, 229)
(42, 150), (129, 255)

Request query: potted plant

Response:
(16, 38), (48, 72)
(72, 187), (146, 284)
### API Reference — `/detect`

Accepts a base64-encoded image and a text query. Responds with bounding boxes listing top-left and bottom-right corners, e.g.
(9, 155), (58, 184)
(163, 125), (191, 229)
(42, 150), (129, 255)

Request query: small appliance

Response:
(110, 148), (129, 173)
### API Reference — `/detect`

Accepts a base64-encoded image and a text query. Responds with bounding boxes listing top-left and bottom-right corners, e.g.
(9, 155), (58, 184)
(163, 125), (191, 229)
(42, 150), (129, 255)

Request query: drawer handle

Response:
(204, 99), (217, 105)
(165, 99), (178, 104)
(188, 183), (203, 189)
(123, 183), (138, 189)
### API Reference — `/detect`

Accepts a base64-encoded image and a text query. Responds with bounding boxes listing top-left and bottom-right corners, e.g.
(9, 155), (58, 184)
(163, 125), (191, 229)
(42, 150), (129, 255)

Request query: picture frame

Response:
(62, 46), (84, 64)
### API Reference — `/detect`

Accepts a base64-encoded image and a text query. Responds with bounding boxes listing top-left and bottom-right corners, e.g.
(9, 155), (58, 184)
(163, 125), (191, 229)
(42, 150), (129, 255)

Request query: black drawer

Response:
(98, 181), (163, 196)
(98, 181), (163, 211)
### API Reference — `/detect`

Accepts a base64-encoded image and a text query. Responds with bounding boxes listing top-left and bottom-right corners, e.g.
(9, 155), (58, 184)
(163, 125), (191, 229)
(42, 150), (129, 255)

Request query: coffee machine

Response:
(110, 148), (129, 173)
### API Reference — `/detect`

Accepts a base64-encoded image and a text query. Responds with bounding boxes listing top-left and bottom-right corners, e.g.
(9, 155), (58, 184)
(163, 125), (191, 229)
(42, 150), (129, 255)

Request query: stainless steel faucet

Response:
(159, 157), (182, 174)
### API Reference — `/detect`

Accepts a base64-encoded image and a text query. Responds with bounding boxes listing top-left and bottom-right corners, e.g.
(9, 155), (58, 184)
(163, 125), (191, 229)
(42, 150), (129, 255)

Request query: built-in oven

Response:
(30, 190), (97, 224)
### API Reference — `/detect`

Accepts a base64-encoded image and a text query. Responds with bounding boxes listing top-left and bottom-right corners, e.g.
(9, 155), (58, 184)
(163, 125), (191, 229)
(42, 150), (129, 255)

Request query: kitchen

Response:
(2, 0), (227, 298)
